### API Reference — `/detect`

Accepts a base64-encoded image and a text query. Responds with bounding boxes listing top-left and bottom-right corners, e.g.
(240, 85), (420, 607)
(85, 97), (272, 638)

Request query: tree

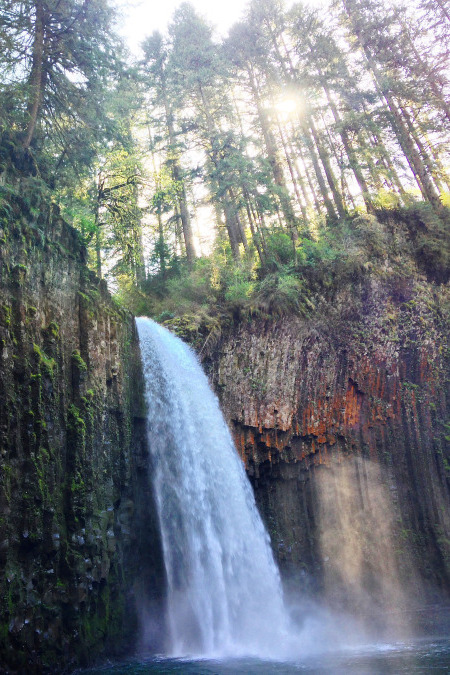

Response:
(226, 21), (302, 238)
(142, 31), (196, 266)
(0, 0), (122, 181)
(167, 3), (248, 258)
(339, 0), (446, 214)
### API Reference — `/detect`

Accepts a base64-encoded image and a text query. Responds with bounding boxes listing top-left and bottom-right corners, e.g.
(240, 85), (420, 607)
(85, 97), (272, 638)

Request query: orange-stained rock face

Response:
(203, 277), (450, 598)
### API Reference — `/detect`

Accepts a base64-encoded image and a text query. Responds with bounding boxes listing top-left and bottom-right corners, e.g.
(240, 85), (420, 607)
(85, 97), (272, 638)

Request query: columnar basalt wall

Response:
(204, 276), (450, 604)
(0, 208), (163, 672)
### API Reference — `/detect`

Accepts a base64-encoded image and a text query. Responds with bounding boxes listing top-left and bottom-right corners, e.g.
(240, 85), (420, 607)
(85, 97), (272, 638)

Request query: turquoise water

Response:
(81, 637), (450, 674)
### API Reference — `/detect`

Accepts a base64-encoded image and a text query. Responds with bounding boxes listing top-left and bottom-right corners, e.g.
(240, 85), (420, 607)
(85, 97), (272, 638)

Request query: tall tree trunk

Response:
(275, 115), (308, 221)
(382, 89), (442, 212)
(162, 77), (196, 265)
(358, 99), (405, 194)
(228, 186), (249, 250)
(266, 21), (343, 221)
(309, 117), (346, 219)
(298, 121), (337, 220)
(288, 136), (313, 210)
(294, 132), (322, 213)
(322, 85), (375, 213)
(157, 207), (166, 279)
(318, 108), (355, 208)
(222, 198), (241, 259)
(243, 186), (265, 263)
(199, 83), (241, 258)
(95, 173), (103, 279)
(395, 10), (450, 123)
(343, 0), (443, 214)
(247, 67), (299, 241)
(399, 104), (444, 192)
(131, 182), (146, 287)
(369, 129), (405, 194)
(176, 176), (195, 262)
(23, 0), (46, 150)
(302, 35), (373, 211)
(427, 137), (450, 191)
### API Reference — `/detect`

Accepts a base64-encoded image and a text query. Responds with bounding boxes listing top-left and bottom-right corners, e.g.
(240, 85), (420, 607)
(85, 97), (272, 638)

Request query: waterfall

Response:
(136, 318), (291, 658)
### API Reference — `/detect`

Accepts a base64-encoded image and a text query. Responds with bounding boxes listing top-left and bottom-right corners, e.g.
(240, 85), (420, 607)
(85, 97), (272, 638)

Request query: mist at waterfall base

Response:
(83, 318), (449, 673)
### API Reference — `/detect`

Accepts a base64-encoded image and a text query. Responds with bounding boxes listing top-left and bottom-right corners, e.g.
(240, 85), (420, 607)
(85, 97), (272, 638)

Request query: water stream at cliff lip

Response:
(128, 318), (450, 673)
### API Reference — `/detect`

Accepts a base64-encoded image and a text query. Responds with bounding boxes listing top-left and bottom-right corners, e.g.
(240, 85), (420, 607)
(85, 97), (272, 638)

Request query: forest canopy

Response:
(0, 0), (449, 323)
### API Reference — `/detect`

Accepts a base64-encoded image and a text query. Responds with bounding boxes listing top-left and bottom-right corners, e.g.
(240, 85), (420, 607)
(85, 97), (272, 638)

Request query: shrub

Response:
(252, 269), (313, 317)
(263, 229), (296, 268)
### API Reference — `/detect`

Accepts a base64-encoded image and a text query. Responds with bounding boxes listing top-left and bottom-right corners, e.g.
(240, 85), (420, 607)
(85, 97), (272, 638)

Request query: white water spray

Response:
(136, 318), (292, 658)
(136, 318), (414, 661)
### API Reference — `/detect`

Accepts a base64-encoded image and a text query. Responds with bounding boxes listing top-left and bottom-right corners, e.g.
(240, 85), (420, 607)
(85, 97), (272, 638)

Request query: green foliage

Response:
(33, 344), (56, 377)
(165, 262), (214, 306)
(0, 0), (125, 183)
(71, 350), (87, 372)
(264, 230), (296, 269)
(0, 188), (13, 221)
(376, 203), (450, 283)
(253, 269), (312, 317)
(129, 204), (450, 336)
(114, 277), (155, 317)
(224, 279), (254, 306)
(44, 321), (59, 340)
(67, 404), (86, 436)
(297, 237), (339, 269)
(0, 304), (11, 327)
(372, 189), (402, 210)
(0, 0), (448, 339)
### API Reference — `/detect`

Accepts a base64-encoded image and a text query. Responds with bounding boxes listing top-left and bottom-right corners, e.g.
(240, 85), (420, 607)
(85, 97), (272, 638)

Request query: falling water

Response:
(136, 318), (291, 658)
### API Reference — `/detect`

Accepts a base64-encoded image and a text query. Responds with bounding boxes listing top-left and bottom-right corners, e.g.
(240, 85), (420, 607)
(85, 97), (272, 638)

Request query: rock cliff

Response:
(204, 255), (450, 613)
(0, 197), (163, 672)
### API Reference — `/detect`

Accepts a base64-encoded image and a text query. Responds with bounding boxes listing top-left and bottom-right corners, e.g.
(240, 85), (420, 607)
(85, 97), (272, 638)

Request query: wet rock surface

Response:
(0, 211), (163, 672)
(204, 275), (450, 605)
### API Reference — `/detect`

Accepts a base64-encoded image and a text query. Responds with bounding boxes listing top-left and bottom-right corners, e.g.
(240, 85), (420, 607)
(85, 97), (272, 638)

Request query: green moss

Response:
(78, 291), (92, 304)
(70, 471), (85, 494)
(33, 343), (56, 377)
(44, 321), (59, 339)
(67, 404), (86, 435)
(11, 263), (27, 286)
(402, 380), (419, 391)
(87, 288), (101, 302)
(71, 350), (87, 372)
(79, 582), (125, 653)
(0, 304), (11, 327)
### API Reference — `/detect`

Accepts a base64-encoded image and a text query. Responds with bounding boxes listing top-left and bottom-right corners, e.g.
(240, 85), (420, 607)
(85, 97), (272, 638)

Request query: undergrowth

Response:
(115, 203), (450, 341)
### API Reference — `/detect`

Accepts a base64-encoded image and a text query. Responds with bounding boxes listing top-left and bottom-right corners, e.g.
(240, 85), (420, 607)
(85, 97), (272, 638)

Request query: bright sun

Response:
(276, 98), (298, 114)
